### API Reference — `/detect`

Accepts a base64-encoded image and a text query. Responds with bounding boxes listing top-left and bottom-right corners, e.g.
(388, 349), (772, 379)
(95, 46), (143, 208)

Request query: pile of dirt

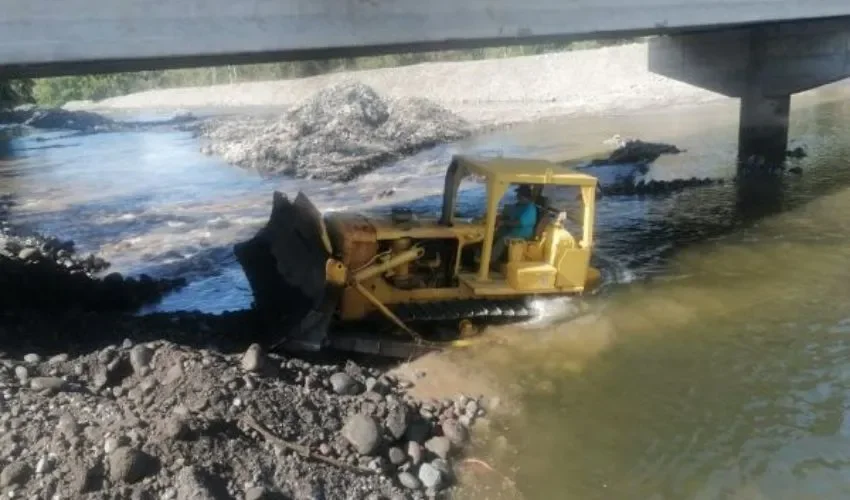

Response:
(0, 333), (497, 499)
(0, 197), (184, 311)
(0, 105), (119, 133)
(0, 105), (198, 134)
(188, 82), (471, 182)
(570, 139), (727, 196)
(589, 139), (685, 166)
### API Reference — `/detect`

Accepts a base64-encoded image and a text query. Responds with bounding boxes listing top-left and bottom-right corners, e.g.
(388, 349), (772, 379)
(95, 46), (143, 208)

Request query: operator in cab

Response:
(489, 184), (538, 268)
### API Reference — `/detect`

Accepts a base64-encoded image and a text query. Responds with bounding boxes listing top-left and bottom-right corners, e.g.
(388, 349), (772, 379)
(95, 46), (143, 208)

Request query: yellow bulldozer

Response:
(235, 154), (602, 357)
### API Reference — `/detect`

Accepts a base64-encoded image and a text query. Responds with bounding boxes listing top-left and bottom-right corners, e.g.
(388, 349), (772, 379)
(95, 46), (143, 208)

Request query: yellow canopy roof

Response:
(454, 155), (598, 187)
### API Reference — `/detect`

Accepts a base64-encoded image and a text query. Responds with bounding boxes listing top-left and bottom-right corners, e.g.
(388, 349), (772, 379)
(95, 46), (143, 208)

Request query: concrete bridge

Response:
(4, 0), (850, 163)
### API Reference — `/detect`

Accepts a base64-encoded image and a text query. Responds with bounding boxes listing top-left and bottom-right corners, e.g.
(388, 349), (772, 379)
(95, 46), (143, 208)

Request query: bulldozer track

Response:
(326, 295), (594, 358)
(388, 298), (537, 324)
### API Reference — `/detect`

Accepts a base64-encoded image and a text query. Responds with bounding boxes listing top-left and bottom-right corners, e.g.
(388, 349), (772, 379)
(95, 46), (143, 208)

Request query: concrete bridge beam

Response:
(3, 1), (850, 78)
(648, 17), (850, 165)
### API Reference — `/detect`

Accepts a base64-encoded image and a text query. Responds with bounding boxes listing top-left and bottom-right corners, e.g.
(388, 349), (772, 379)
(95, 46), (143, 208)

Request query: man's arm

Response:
(499, 205), (518, 227)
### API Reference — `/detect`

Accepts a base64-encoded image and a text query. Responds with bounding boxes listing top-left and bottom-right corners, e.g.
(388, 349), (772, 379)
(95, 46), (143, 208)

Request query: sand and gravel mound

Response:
(188, 82), (471, 182)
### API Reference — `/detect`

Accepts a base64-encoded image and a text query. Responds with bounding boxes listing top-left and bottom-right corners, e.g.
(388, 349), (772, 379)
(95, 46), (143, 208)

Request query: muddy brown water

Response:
(3, 83), (850, 498)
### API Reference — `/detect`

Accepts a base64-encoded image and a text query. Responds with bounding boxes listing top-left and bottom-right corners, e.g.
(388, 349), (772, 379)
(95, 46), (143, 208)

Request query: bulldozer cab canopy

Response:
(439, 155), (599, 281)
(452, 155), (598, 187)
(439, 154), (598, 226)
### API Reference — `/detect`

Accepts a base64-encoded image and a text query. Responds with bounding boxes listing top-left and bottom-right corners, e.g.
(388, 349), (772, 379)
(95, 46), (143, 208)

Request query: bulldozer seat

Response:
(505, 222), (575, 289)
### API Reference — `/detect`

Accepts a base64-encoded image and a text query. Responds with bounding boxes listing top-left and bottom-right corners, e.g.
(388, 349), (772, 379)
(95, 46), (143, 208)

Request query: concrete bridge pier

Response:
(738, 93), (790, 166)
(649, 17), (850, 168)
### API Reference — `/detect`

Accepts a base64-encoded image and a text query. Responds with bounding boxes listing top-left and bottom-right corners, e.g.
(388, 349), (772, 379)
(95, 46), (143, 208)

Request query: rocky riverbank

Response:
(0, 308), (507, 500)
(0, 196), (185, 312)
(184, 82), (471, 183)
(0, 193), (513, 499)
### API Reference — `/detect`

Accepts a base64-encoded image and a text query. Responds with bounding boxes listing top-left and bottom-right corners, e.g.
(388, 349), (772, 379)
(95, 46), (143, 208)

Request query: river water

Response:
(3, 83), (850, 499)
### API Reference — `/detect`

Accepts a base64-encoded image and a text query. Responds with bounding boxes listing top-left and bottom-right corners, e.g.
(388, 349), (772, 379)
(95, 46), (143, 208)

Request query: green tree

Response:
(0, 79), (35, 109)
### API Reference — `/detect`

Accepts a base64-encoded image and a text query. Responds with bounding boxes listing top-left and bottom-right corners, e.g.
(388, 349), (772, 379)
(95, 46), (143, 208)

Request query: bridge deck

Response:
(3, 1), (850, 77)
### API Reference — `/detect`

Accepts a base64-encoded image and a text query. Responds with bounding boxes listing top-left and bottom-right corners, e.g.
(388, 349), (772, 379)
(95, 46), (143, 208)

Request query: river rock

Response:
(398, 471), (421, 490)
(108, 447), (156, 484)
(175, 466), (220, 500)
(329, 372), (358, 395)
(417, 463), (443, 490)
(385, 404), (409, 440)
(162, 363), (184, 385)
(48, 353), (70, 364)
(14, 365), (27, 382)
(57, 413), (80, 438)
(342, 414), (381, 456)
(245, 486), (273, 500)
(35, 455), (52, 475)
(129, 345), (154, 375)
(407, 441), (423, 465)
(18, 248), (40, 262)
(161, 417), (192, 441)
(23, 353), (41, 363)
(441, 419), (469, 446)
(0, 462), (32, 487)
(241, 343), (266, 373)
(364, 377), (378, 392)
(424, 436), (451, 460)
(30, 376), (67, 393)
(387, 446), (406, 465)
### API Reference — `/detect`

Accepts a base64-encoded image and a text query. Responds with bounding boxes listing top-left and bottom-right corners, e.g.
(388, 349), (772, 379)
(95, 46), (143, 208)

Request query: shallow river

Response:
(4, 83), (850, 499)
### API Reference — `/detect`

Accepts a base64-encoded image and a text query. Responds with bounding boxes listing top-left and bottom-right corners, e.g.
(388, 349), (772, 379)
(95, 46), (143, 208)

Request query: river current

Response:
(3, 83), (850, 499)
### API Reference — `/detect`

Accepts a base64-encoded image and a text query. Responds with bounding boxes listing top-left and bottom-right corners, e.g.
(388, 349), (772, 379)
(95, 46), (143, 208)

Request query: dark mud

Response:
(0, 105), (197, 134)
(577, 139), (805, 197)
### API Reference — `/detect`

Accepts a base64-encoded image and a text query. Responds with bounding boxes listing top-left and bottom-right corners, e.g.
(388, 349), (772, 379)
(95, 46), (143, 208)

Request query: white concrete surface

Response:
(3, 0), (850, 76)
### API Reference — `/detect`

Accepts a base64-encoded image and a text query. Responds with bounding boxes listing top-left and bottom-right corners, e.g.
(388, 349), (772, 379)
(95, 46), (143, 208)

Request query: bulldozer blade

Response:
(271, 284), (342, 352)
(234, 190), (340, 350)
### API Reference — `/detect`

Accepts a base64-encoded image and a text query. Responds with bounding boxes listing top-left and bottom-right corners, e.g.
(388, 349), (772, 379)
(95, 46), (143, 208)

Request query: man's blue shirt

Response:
(502, 201), (537, 239)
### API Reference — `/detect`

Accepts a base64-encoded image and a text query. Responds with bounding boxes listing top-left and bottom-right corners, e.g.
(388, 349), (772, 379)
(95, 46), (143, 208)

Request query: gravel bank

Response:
(68, 43), (724, 128)
(0, 315), (505, 500)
